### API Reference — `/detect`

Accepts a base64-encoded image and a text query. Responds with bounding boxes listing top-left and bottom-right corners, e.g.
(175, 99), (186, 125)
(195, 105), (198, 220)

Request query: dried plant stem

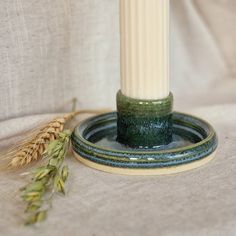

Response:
(5, 109), (109, 169)
(21, 131), (71, 225)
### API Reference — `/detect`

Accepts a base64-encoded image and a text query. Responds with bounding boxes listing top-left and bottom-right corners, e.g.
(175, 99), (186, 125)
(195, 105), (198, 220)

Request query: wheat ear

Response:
(5, 109), (108, 168)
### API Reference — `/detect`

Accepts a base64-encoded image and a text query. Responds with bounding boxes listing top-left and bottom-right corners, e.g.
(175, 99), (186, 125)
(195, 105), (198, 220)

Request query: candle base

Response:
(117, 91), (173, 148)
(71, 112), (218, 176)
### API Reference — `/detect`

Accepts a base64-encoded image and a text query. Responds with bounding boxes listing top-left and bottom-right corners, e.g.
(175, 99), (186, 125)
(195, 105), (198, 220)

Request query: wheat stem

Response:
(4, 109), (109, 169)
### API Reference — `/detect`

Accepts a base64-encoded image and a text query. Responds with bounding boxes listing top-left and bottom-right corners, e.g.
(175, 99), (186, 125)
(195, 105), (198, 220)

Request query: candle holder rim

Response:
(71, 111), (218, 174)
(73, 111), (216, 155)
(117, 90), (173, 103)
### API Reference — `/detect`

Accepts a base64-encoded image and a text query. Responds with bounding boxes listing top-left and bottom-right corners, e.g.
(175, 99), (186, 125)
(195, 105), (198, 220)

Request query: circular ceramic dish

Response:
(71, 112), (218, 175)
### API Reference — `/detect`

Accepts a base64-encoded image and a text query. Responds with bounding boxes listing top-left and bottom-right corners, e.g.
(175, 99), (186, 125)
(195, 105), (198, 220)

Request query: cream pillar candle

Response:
(120, 0), (170, 100)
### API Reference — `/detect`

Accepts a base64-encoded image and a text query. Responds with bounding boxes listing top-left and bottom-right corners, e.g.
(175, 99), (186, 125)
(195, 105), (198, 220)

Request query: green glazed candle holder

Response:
(71, 91), (218, 175)
(117, 90), (173, 148)
(71, 112), (217, 175)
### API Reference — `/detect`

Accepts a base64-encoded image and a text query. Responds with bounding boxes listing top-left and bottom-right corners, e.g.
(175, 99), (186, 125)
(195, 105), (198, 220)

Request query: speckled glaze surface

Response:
(117, 91), (173, 148)
(71, 112), (218, 171)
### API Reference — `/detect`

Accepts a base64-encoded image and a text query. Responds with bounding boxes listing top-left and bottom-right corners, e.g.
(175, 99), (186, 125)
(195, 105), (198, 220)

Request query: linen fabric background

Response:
(0, 0), (236, 236)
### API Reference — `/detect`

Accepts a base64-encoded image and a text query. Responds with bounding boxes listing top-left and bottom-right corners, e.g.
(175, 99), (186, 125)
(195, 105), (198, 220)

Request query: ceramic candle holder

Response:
(71, 91), (218, 175)
(117, 90), (173, 148)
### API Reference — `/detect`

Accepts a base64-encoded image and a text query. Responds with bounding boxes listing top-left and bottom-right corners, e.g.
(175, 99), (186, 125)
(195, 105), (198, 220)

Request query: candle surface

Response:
(120, 0), (170, 100)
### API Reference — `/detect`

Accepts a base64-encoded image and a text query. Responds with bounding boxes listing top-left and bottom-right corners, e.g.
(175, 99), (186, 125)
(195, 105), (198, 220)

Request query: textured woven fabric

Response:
(0, 0), (236, 235)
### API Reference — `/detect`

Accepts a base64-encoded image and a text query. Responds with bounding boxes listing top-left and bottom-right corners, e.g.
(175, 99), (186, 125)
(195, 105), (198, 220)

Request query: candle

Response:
(120, 0), (170, 100)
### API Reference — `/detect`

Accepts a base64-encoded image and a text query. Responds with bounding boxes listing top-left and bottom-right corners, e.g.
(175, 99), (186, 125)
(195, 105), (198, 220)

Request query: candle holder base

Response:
(71, 112), (218, 176)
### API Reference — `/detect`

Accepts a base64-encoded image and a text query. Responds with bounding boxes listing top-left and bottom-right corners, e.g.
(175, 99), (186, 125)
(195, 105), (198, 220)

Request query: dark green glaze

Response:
(71, 112), (218, 169)
(117, 91), (173, 148)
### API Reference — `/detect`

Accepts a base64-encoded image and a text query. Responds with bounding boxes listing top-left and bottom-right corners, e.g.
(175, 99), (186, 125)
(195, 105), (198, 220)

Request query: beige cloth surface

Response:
(1, 104), (236, 236)
(0, 0), (236, 235)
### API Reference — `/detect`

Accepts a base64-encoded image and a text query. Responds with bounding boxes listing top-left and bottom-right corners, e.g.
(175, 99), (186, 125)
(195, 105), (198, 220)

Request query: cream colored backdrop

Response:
(0, 0), (236, 121)
(0, 1), (236, 236)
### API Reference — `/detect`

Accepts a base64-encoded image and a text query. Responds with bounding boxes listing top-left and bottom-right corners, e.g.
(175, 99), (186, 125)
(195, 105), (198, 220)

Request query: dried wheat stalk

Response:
(5, 109), (108, 169)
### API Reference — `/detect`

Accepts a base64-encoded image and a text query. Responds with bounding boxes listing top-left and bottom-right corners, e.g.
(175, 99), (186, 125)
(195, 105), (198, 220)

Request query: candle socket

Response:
(117, 90), (173, 148)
